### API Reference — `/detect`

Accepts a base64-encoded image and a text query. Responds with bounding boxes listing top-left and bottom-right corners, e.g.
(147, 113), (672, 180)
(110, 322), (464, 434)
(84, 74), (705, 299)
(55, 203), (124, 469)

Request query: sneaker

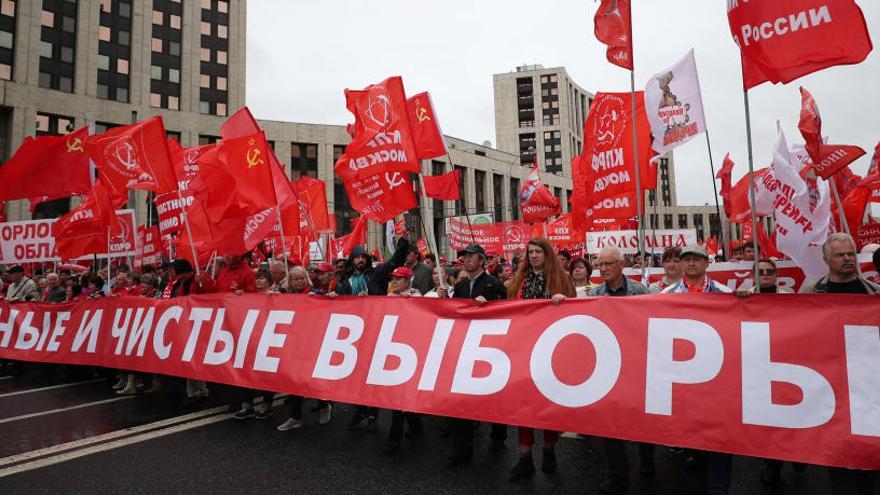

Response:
(116, 384), (137, 395)
(365, 415), (378, 433)
(277, 418), (304, 431)
(232, 407), (255, 420)
(319, 403), (332, 425)
(509, 454), (535, 481)
(541, 450), (557, 474)
(111, 376), (126, 390)
(255, 407), (274, 420)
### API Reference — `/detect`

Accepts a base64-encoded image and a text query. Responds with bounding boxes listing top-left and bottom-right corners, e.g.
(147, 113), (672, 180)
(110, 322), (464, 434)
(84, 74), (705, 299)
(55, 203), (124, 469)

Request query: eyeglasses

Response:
(758, 269), (775, 276)
(596, 261), (620, 268)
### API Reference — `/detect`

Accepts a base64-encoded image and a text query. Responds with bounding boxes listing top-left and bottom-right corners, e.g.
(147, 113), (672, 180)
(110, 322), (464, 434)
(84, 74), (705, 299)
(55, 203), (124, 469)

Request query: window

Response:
(39, 0), (77, 93)
(200, 0), (230, 116)
(151, 0), (183, 110)
(510, 177), (521, 220)
(694, 214), (705, 240)
(519, 133), (536, 166)
(432, 160), (447, 218)
(541, 73), (560, 126)
(198, 134), (219, 145)
(664, 214), (673, 229)
(455, 166), (467, 216)
(543, 130), (562, 173)
(678, 214), (688, 229)
(474, 170), (486, 213)
(493, 173), (503, 221)
(290, 142), (318, 179)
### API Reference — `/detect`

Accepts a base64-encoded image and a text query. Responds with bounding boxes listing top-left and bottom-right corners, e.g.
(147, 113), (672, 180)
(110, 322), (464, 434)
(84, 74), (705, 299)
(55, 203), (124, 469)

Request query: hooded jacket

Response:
(336, 237), (410, 296)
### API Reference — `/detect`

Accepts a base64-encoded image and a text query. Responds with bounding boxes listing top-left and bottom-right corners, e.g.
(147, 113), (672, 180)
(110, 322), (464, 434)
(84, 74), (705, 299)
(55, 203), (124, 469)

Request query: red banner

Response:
(1, 292), (879, 470)
(344, 172), (418, 224)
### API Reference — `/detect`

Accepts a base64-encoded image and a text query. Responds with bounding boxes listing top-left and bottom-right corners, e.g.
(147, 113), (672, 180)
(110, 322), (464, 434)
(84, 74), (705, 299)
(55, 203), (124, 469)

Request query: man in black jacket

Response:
(438, 243), (508, 466)
(331, 235), (411, 431)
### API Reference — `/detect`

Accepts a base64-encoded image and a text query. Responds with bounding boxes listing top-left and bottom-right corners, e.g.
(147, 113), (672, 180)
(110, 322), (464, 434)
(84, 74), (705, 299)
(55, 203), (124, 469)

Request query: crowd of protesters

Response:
(0, 231), (878, 494)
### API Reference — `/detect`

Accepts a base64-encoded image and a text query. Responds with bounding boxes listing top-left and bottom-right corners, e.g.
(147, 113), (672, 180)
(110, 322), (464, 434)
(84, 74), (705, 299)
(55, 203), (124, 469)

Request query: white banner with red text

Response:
(0, 292), (878, 469)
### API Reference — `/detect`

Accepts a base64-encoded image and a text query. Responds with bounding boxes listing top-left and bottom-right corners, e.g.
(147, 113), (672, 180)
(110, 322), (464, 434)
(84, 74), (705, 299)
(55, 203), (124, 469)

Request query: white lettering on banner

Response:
(0, 308), (19, 348)
(741, 322), (835, 429)
(417, 319), (455, 391)
(451, 320), (511, 396)
(13, 312), (39, 351)
(313, 314), (364, 380)
(71, 309), (102, 354)
(233, 310), (260, 369)
(591, 149), (625, 172)
(153, 306), (180, 360)
(844, 326), (880, 437)
(645, 318), (724, 416)
(586, 196), (630, 217)
(45, 312), (70, 353)
(738, 6), (832, 47)
(366, 315), (418, 386)
(530, 315), (621, 408)
(587, 230), (696, 255)
(204, 308), (234, 366)
(183, 308), (213, 362)
(253, 311), (293, 373)
(593, 170), (632, 193)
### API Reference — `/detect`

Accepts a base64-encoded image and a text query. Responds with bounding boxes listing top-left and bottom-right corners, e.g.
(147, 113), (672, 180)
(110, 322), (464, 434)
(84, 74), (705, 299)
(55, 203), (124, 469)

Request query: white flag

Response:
(644, 49), (707, 154)
(769, 131), (831, 281)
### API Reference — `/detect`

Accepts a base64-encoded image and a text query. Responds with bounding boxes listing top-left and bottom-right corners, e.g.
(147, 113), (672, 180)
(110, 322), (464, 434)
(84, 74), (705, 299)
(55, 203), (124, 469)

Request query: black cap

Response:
(457, 244), (486, 258)
(7, 265), (24, 274)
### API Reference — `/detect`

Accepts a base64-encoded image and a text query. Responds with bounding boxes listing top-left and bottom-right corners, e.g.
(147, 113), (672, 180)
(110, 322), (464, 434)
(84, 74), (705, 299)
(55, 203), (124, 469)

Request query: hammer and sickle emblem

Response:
(416, 106), (430, 123)
(66, 137), (83, 153)
(385, 172), (405, 189)
(246, 147), (264, 168)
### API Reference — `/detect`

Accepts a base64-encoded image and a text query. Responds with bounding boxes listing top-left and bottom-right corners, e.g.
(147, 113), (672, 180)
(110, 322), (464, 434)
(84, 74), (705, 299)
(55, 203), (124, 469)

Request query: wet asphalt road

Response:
(0, 363), (871, 494)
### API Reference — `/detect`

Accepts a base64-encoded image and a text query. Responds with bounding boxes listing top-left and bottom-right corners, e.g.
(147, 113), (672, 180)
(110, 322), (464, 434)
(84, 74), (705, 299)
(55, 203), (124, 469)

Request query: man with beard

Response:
(330, 234), (411, 432)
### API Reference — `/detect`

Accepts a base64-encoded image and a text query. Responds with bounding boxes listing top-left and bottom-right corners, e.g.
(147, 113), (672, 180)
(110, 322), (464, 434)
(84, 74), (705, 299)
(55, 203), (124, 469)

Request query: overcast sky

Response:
(246, 1), (880, 206)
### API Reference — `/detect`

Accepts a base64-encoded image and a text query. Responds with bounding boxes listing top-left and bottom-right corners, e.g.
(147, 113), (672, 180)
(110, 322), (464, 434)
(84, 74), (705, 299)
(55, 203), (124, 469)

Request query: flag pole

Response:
(417, 173), (447, 289)
(629, 70), (646, 282)
(829, 179), (863, 277)
(176, 190), (201, 276)
(274, 206), (290, 280)
(446, 152), (478, 245)
(742, 89), (761, 292)
(106, 226), (112, 272)
(650, 161), (660, 261)
(704, 131), (726, 260)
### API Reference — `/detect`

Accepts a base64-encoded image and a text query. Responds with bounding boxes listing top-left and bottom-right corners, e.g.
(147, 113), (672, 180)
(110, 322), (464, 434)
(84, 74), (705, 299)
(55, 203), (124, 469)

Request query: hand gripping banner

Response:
(0, 293), (878, 470)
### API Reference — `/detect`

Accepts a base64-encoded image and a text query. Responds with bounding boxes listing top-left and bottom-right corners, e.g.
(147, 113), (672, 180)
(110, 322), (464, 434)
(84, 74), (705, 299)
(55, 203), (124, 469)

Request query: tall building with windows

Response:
(494, 65), (594, 177)
(0, 0), (245, 222)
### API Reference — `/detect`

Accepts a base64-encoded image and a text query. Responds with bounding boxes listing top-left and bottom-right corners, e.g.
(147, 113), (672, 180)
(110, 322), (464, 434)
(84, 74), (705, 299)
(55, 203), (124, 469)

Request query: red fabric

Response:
(292, 177), (332, 233)
(3, 291), (880, 470)
(340, 216), (368, 256)
(189, 132), (277, 219)
(85, 117), (178, 196)
(717, 153), (735, 217)
(520, 162), (561, 224)
(405, 91), (447, 160)
(214, 263), (257, 293)
(52, 181), (126, 261)
(573, 92), (656, 226)
(594, 0), (633, 70)
(797, 87), (865, 179)
(0, 126), (92, 202)
(728, 168), (769, 223)
(423, 169), (461, 201)
(728, 0), (873, 89)
(344, 172), (418, 224)
(334, 76), (421, 182)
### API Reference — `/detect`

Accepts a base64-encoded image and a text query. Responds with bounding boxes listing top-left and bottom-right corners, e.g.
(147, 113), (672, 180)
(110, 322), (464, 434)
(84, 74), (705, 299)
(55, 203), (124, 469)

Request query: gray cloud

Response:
(247, 0), (879, 206)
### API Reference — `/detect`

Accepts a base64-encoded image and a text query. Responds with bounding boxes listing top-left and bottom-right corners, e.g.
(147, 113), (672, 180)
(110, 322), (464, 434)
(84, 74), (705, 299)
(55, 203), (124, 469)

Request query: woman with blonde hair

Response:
(507, 238), (576, 481)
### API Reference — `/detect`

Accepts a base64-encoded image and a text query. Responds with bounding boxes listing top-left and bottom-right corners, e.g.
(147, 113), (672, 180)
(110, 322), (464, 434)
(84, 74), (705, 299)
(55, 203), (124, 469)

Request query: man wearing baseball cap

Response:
(439, 243), (509, 466)
(661, 245), (731, 294)
(661, 244), (733, 495)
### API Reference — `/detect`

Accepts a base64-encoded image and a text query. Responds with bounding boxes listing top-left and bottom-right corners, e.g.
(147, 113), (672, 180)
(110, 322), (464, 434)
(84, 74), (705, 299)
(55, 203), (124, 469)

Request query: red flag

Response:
(189, 132), (277, 219)
(344, 171), (418, 224)
(394, 217), (406, 236)
(406, 91), (448, 160)
(341, 216), (368, 256)
(717, 153), (735, 217)
(0, 126), (93, 202)
(423, 169), (461, 201)
(292, 177), (332, 233)
(52, 181), (125, 261)
(705, 235), (719, 256)
(797, 87), (865, 179)
(85, 117), (178, 196)
(594, 0), (633, 70)
(728, 1), (873, 89)
(417, 238), (429, 258)
(728, 168), (770, 224)
(572, 92), (656, 226)
(520, 161), (560, 224)
(370, 248), (383, 263)
(334, 77), (421, 182)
